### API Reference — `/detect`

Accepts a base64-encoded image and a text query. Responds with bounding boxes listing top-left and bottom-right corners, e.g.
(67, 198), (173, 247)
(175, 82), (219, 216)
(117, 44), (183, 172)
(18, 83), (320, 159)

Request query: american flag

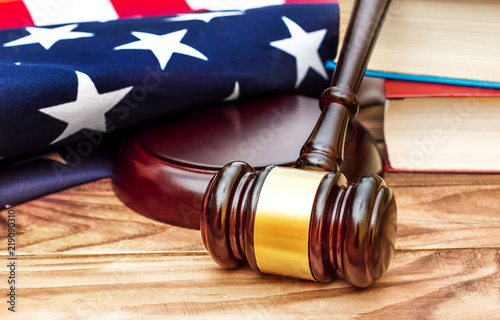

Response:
(0, 1), (340, 208)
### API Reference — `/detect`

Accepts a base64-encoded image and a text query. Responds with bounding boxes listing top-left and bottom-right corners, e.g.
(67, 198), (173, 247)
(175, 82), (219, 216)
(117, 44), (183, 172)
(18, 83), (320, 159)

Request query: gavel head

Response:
(201, 161), (397, 288)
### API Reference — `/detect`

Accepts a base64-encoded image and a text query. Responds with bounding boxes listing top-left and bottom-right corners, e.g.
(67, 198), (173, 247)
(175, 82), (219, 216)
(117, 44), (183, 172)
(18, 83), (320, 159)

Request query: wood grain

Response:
(3, 178), (500, 255)
(0, 249), (498, 319)
(385, 172), (500, 187)
(1, 171), (500, 318)
(0, 180), (204, 255)
(393, 184), (500, 249)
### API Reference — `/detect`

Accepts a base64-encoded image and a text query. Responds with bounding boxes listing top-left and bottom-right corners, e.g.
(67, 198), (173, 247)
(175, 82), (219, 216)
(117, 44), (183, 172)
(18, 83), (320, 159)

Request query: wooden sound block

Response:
(112, 94), (382, 229)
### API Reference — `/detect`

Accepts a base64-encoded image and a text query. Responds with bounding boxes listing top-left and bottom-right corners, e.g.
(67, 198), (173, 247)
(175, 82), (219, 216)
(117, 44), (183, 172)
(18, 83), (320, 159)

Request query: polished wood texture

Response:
(112, 95), (382, 229)
(1, 166), (499, 318)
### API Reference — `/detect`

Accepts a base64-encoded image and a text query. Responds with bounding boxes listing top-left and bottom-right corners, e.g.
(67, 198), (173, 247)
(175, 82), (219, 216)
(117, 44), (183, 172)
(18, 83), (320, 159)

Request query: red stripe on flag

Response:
(0, 0), (34, 30)
(111, 0), (193, 19)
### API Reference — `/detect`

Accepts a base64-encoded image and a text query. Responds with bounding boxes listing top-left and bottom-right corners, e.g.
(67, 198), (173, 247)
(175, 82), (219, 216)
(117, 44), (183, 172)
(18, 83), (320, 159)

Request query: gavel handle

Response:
(296, 0), (391, 171)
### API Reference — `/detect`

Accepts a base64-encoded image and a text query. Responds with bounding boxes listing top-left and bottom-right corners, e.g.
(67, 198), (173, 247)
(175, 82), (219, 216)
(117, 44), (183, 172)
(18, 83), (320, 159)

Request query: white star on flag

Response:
(165, 11), (245, 23)
(114, 30), (208, 70)
(270, 17), (328, 88)
(3, 24), (93, 50)
(39, 71), (133, 145)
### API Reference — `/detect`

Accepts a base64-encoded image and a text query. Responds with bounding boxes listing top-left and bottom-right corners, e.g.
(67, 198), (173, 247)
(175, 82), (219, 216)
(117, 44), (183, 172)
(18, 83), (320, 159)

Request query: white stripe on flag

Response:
(22, 0), (119, 26)
(185, 0), (285, 11)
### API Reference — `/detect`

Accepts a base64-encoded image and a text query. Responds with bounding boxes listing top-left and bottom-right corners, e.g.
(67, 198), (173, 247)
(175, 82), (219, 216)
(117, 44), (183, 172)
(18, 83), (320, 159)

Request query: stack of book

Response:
(338, 0), (500, 172)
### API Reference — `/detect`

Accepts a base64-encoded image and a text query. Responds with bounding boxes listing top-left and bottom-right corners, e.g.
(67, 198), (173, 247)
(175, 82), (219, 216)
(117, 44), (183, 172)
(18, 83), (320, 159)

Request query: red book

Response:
(383, 80), (500, 173)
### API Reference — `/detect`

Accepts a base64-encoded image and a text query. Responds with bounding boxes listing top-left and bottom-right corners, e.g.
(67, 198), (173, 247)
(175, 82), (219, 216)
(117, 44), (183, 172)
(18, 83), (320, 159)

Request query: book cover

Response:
(383, 80), (500, 173)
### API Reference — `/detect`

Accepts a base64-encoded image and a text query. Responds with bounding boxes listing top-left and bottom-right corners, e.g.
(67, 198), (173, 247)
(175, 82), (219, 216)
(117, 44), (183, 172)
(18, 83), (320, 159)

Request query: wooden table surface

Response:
(1, 105), (500, 319)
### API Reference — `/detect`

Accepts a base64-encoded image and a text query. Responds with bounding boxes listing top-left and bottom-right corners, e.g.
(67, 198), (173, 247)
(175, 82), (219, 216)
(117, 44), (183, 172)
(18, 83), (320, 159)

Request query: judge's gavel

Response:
(201, 0), (396, 288)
